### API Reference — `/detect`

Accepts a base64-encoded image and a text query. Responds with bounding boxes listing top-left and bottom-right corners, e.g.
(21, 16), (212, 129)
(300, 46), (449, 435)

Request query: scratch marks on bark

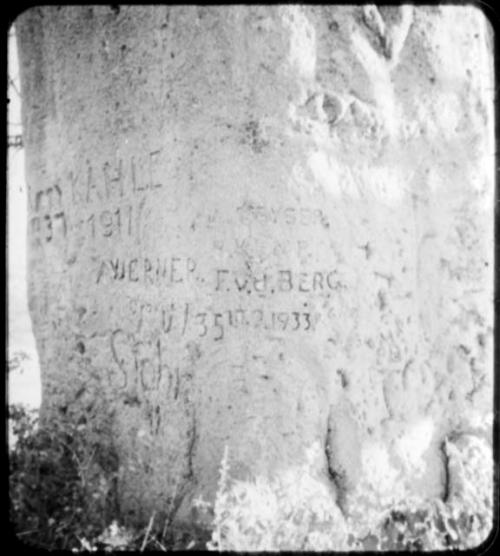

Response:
(325, 414), (347, 517)
(185, 408), (198, 481)
(360, 5), (413, 68)
(350, 5), (413, 136)
(440, 439), (451, 503)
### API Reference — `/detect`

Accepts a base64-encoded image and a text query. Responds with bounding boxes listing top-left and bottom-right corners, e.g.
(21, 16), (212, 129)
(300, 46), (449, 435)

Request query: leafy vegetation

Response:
(194, 440), (494, 551)
(9, 355), (494, 551)
(9, 402), (117, 550)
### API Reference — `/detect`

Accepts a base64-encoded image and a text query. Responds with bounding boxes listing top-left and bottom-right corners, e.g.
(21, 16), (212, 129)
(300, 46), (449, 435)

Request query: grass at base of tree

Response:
(9, 402), (494, 552)
(8, 402), (213, 551)
(8, 350), (494, 551)
(194, 442), (494, 551)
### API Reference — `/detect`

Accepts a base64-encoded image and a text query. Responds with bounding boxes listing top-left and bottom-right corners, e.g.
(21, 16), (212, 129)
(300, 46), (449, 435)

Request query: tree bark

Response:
(16, 5), (494, 527)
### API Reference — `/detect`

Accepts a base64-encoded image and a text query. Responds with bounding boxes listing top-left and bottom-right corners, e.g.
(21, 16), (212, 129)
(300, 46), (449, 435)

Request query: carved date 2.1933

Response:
(126, 299), (320, 344)
(191, 307), (319, 340)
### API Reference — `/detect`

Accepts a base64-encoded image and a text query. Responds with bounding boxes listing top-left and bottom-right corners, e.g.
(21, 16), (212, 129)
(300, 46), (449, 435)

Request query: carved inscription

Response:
(129, 300), (192, 336)
(70, 149), (163, 205)
(81, 203), (133, 239)
(376, 330), (403, 364)
(29, 148), (163, 248)
(78, 192), (340, 395)
(190, 307), (320, 340)
(29, 184), (67, 247)
(30, 211), (67, 246)
(96, 256), (197, 285)
(215, 269), (344, 294)
(31, 183), (63, 212)
(123, 299), (320, 346)
(237, 203), (330, 228)
(110, 329), (181, 394)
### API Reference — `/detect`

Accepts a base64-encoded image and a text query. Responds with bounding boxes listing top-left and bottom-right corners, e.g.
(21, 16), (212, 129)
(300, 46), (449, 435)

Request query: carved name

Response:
(215, 269), (345, 294)
(68, 149), (163, 205)
(237, 203), (330, 228)
(110, 329), (181, 394)
(96, 256), (197, 285)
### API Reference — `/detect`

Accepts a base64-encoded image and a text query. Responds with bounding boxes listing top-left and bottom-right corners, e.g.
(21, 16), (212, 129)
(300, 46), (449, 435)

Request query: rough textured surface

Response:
(17, 5), (494, 527)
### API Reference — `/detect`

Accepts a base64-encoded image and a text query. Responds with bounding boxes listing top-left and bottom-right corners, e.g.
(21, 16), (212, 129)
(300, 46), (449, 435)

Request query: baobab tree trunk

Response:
(16, 5), (494, 530)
